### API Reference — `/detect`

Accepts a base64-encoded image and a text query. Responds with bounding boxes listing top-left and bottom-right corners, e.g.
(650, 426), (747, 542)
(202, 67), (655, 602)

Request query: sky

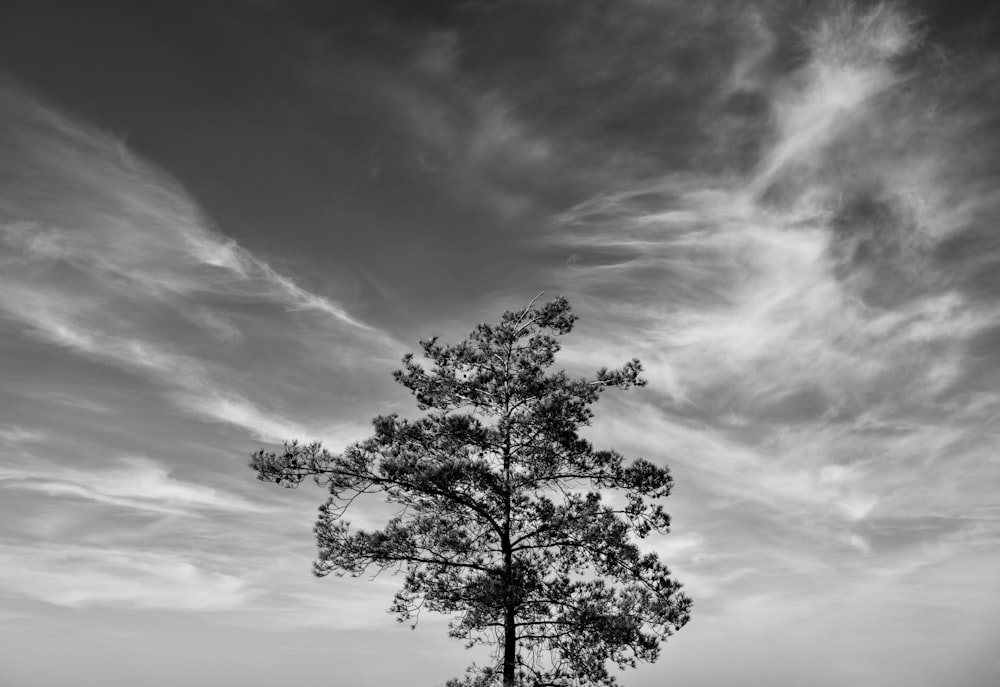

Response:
(1, 0), (999, 685)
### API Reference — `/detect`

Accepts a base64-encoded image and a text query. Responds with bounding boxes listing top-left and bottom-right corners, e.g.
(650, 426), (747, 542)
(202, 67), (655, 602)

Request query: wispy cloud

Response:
(543, 2), (1000, 649)
(0, 84), (399, 445)
(0, 426), (45, 443)
(0, 455), (262, 515)
(371, 50), (556, 219)
(0, 543), (250, 611)
(1, 3), (997, 685)
(0, 87), (378, 331)
(750, 2), (923, 195)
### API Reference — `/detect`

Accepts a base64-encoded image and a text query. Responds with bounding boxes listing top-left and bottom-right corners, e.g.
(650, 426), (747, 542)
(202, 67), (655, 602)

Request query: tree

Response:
(250, 296), (691, 687)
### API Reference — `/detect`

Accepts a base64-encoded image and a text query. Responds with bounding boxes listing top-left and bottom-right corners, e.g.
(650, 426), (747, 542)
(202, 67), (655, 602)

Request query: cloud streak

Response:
(0, 543), (250, 611)
(0, 455), (263, 515)
(1, 3), (997, 685)
(0, 84), (399, 445)
(541, 6), (1000, 677)
(0, 86), (376, 330)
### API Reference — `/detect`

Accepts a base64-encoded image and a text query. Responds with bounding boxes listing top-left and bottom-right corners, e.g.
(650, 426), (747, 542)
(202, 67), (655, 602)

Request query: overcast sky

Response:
(1, 1), (999, 685)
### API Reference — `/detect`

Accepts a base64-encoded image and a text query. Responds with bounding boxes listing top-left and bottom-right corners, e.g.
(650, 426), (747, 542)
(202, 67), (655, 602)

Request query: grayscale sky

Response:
(1, 1), (999, 686)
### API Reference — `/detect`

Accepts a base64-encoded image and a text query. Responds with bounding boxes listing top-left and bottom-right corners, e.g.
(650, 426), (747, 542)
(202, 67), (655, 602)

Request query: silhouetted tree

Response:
(251, 296), (690, 687)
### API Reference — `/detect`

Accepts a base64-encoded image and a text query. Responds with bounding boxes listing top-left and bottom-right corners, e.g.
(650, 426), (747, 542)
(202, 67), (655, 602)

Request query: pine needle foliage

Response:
(250, 297), (691, 687)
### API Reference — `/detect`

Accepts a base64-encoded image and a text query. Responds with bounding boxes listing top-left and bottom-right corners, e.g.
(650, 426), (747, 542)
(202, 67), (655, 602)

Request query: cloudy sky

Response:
(1, 1), (999, 685)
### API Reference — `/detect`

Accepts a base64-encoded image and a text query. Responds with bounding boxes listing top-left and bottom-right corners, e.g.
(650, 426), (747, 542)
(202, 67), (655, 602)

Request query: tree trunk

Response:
(503, 602), (516, 687)
(503, 381), (516, 687)
(502, 515), (516, 686)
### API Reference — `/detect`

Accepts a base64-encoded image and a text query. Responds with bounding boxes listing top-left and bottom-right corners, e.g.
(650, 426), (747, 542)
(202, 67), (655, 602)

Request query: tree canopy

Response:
(250, 296), (691, 687)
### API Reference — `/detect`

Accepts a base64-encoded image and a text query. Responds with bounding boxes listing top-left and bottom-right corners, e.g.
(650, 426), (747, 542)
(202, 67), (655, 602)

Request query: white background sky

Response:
(1, 1), (999, 685)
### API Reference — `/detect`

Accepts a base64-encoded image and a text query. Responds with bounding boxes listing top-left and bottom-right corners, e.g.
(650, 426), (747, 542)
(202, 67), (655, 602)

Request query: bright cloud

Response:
(0, 544), (250, 611)
(0, 85), (399, 444)
(0, 455), (262, 514)
(545, 5), (1000, 660)
(1, 2), (998, 686)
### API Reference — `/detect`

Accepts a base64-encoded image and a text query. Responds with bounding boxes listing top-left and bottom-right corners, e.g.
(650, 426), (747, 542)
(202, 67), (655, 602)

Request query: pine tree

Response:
(251, 296), (691, 686)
